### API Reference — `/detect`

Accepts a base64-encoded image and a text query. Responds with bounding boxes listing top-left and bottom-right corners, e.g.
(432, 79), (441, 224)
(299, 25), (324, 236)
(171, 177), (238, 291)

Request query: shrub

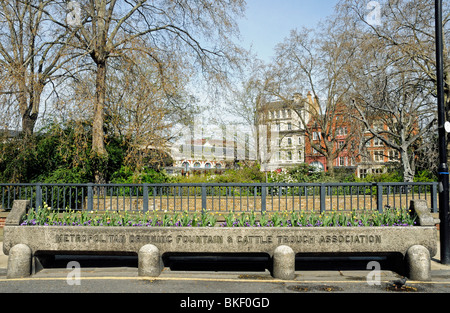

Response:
(110, 166), (173, 184)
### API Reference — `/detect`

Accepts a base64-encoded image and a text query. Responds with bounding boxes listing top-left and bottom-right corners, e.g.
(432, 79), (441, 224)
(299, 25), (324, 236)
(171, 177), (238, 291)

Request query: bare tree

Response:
(0, 0), (76, 136)
(106, 50), (199, 172)
(224, 57), (271, 164)
(336, 0), (439, 181)
(350, 60), (436, 182)
(55, 0), (245, 183)
(337, 0), (447, 172)
(268, 25), (360, 176)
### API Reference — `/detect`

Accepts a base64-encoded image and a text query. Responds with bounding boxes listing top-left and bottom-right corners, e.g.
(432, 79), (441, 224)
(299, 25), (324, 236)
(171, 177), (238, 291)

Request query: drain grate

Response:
(385, 283), (418, 292)
(237, 274), (274, 280)
(286, 284), (344, 292)
(286, 285), (309, 292)
(319, 285), (344, 292)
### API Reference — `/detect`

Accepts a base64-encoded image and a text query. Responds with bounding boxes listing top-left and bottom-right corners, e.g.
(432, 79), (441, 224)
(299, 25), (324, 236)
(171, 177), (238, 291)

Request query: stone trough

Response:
(3, 200), (439, 281)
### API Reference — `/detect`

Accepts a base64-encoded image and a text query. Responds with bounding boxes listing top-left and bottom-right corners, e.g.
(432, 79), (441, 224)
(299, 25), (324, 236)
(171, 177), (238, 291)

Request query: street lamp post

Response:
(435, 0), (450, 264)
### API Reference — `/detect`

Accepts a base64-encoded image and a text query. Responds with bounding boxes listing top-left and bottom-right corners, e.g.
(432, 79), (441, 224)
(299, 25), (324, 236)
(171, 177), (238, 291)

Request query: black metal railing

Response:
(0, 182), (438, 214)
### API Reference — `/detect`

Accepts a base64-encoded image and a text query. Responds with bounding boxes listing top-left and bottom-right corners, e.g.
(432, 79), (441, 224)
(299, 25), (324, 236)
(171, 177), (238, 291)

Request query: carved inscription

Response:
(318, 235), (381, 244)
(55, 234), (126, 244)
(176, 235), (223, 244)
(54, 232), (382, 246)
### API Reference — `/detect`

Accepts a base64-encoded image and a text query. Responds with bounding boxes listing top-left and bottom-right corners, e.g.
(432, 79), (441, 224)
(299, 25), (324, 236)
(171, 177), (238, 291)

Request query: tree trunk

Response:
(401, 148), (415, 183)
(21, 111), (38, 137)
(326, 157), (335, 177)
(92, 61), (108, 184)
(19, 76), (42, 137)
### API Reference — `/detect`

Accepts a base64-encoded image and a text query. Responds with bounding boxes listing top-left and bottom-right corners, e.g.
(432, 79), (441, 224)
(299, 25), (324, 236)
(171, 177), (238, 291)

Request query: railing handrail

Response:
(0, 181), (439, 214)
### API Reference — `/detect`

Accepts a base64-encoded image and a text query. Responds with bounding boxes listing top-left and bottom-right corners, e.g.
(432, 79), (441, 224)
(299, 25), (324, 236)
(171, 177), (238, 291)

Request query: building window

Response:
(298, 137), (302, 145)
(374, 137), (383, 147)
(215, 163), (222, 169)
(360, 169), (368, 179)
(388, 150), (399, 161)
(287, 122), (292, 130)
(205, 163), (212, 168)
(313, 132), (321, 140)
(287, 137), (292, 146)
(194, 162), (201, 168)
(337, 127), (347, 136)
(373, 151), (384, 162)
(339, 157), (346, 166)
(373, 121), (383, 131)
(373, 168), (383, 174)
(298, 150), (302, 160)
(287, 151), (292, 161)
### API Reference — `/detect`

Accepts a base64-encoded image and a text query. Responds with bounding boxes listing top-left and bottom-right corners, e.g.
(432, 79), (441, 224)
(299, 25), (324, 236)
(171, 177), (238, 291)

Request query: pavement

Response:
(2, 232), (450, 295)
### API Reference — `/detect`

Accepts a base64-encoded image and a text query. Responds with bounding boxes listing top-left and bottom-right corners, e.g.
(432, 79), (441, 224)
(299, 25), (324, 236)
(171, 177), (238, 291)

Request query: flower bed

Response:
(19, 204), (417, 228)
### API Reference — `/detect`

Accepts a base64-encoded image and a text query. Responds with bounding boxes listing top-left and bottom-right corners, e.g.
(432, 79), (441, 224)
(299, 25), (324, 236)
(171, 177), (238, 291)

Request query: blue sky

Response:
(237, 0), (340, 62)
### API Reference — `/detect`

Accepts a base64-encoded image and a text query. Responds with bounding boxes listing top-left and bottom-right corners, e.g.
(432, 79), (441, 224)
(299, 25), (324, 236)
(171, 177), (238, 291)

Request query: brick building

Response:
(258, 93), (402, 178)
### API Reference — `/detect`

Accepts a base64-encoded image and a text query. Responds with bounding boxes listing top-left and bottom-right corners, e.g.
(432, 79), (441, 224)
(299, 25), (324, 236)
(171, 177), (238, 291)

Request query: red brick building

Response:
(304, 100), (360, 174)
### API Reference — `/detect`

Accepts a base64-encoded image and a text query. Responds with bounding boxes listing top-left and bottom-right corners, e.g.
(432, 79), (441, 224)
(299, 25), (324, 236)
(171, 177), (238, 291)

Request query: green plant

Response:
(259, 211), (268, 227)
(21, 206), (417, 228)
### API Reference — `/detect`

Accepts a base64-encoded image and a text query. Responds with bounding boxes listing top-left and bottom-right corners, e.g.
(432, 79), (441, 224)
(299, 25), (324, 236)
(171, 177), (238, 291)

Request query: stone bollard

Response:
(273, 245), (295, 280)
(7, 244), (32, 279)
(405, 245), (431, 281)
(138, 244), (162, 277)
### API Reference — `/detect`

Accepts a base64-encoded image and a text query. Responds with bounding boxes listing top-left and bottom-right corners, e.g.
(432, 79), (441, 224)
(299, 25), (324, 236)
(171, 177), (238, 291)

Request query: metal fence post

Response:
(320, 184), (326, 213)
(432, 182), (438, 213)
(87, 183), (94, 212)
(143, 184), (149, 213)
(261, 184), (266, 213)
(201, 184), (207, 215)
(376, 183), (383, 213)
(35, 183), (42, 212)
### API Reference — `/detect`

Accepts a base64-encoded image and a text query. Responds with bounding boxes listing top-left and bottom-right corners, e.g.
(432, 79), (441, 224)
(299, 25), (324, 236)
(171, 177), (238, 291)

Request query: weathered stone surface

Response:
(273, 245), (295, 280)
(406, 245), (431, 281)
(7, 244), (31, 279)
(5, 200), (30, 226)
(3, 205), (438, 281)
(138, 244), (161, 277)
(3, 225), (438, 258)
(410, 199), (440, 226)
